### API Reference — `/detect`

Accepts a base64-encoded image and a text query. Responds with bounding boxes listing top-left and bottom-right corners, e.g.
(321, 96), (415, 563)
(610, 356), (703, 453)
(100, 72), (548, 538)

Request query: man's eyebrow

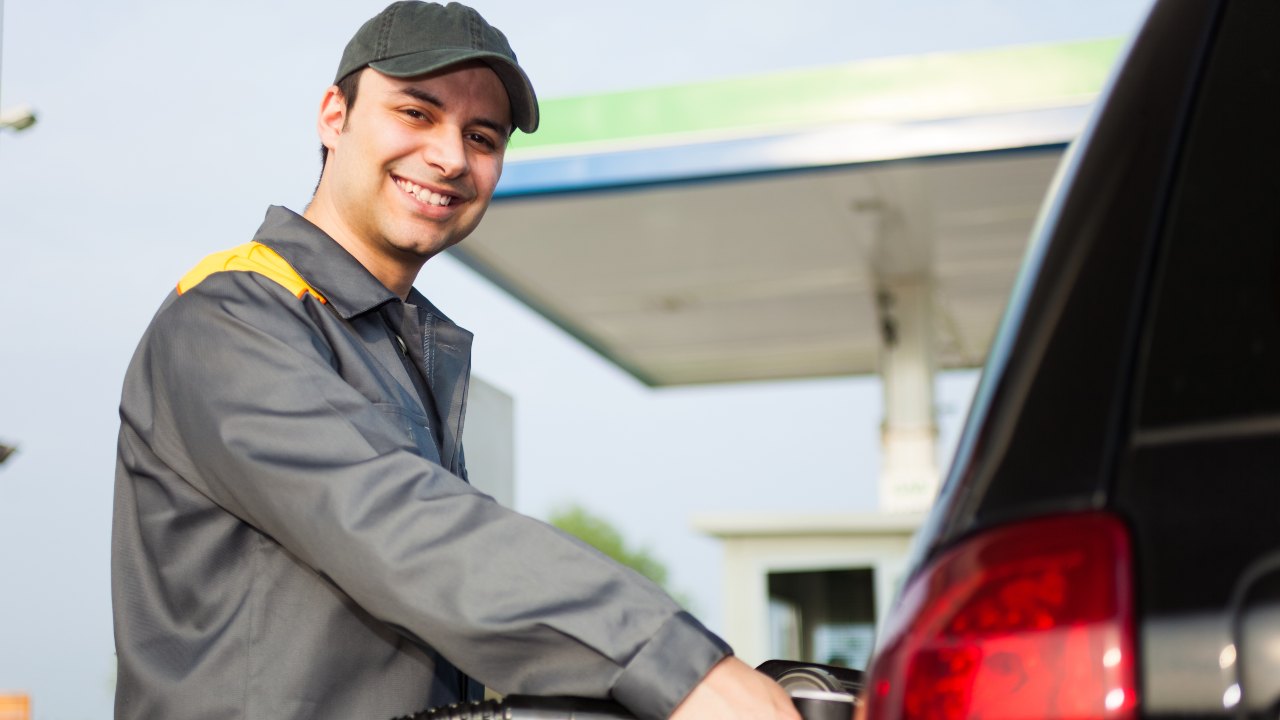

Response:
(398, 87), (445, 108)
(472, 117), (511, 138)
(396, 86), (511, 137)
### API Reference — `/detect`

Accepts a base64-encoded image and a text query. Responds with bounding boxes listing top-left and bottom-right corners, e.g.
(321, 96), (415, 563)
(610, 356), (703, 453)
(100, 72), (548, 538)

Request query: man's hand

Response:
(670, 656), (801, 720)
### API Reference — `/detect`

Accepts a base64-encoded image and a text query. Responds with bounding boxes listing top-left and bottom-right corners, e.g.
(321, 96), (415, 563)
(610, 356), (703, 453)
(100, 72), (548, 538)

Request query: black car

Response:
(863, 0), (1280, 719)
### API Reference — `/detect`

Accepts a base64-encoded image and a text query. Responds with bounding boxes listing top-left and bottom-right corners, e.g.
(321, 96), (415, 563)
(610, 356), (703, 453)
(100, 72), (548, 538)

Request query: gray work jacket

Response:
(112, 206), (729, 720)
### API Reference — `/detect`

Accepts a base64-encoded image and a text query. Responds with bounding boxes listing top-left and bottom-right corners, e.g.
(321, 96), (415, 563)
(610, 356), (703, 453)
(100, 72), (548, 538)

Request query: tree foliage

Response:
(548, 503), (677, 599)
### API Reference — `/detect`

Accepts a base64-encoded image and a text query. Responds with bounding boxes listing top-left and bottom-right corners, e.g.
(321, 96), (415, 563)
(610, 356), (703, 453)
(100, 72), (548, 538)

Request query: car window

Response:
(1136, 0), (1280, 431)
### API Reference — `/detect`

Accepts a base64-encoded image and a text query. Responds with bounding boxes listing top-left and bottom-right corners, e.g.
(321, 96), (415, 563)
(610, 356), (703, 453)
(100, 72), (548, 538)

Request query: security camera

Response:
(0, 105), (38, 132)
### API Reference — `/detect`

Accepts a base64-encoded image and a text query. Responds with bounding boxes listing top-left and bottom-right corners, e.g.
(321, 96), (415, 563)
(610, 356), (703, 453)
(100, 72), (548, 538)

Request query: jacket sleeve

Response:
(127, 273), (731, 720)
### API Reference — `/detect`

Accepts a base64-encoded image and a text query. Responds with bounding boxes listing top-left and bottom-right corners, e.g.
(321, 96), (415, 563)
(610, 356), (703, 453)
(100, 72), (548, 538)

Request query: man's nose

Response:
(423, 128), (468, 178)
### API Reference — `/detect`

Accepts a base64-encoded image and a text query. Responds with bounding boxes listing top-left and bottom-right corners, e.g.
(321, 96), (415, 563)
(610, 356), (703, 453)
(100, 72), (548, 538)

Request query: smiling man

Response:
(305, 63), (509, 295)
(111, 3), (796, 720)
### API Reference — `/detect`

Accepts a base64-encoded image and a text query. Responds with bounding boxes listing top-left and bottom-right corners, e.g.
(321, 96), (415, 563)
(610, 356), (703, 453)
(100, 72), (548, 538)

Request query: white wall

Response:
(464, 377), (516, 508)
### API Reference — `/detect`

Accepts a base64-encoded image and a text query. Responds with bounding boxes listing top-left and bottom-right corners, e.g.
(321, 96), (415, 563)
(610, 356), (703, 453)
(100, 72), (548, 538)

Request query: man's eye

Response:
(402, 108), (427, 120)
(468, 133), (496, 149)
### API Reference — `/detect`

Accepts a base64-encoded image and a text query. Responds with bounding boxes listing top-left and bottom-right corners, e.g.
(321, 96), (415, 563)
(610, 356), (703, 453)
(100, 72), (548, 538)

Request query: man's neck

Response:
(303, 198), (421, 300)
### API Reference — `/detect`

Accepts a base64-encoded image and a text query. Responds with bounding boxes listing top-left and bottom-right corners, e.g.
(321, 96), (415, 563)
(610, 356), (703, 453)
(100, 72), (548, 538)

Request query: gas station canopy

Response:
(455, 39), (1123, 386)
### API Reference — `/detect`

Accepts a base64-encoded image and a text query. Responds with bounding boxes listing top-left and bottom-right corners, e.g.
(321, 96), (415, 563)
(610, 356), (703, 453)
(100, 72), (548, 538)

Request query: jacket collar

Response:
(251, 205), (400, 320)
(251, 206), (474, 472)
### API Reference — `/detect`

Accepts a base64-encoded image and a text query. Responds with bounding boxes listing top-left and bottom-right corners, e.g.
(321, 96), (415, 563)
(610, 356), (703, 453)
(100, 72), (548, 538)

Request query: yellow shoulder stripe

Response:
(176, 242), (327, 304)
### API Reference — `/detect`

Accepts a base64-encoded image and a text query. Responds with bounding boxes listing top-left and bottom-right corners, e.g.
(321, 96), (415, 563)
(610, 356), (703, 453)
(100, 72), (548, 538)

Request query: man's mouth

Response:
(395, 177), (455, 207)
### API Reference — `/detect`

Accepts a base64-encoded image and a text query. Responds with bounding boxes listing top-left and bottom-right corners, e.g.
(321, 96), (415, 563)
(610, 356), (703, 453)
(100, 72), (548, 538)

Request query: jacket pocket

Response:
(372, 402), (442, 465)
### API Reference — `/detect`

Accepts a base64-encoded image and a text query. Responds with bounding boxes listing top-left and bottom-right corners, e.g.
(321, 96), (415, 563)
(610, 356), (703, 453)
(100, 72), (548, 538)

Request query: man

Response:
(111, 2), (799, 719)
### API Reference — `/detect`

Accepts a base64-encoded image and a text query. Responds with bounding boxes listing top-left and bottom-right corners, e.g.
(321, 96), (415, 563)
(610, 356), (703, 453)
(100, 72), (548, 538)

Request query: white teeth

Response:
(399, 178), (452, 207)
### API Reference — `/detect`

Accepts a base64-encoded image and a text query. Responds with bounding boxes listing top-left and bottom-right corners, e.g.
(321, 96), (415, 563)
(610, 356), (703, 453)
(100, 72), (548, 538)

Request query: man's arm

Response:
(126, 272), (731, 719)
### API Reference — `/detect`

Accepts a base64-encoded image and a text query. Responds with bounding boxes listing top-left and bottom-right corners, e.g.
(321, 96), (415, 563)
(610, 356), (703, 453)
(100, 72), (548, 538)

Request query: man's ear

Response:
(317, 84), (349, 154)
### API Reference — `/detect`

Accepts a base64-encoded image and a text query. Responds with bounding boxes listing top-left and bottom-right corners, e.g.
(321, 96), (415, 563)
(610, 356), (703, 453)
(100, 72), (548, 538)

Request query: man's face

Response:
(316, 64), (510, 267)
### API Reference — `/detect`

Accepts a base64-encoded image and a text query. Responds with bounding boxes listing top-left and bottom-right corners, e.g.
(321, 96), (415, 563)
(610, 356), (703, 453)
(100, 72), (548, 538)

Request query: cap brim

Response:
(368, 49), (539, 134)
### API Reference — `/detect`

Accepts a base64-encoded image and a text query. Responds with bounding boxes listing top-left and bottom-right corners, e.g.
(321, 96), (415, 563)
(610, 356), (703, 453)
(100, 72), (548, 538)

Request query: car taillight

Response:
(865, 512), (1136, 720)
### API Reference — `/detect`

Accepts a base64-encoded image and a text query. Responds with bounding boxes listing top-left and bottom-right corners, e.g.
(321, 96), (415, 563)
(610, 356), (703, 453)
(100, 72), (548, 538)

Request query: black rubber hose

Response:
(396, 695), (636, 720)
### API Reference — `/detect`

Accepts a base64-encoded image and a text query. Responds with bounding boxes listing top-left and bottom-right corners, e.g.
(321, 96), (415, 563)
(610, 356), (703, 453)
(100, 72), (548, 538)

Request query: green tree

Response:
(548, 503), (691, 609)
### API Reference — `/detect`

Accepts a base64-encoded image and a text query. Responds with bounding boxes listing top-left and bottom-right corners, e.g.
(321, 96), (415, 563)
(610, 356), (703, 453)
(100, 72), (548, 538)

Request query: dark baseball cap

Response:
(335, 1), (539, 133)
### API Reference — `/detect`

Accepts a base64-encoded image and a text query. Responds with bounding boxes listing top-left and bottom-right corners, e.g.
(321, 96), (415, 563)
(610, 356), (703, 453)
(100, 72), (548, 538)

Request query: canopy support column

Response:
(876, 280), (939, 513)
(854, 194), (940, 514)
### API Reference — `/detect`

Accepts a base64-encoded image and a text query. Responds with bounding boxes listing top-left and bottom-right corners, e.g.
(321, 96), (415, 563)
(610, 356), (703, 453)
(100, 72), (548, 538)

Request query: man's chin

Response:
(387, 235), (458, 263)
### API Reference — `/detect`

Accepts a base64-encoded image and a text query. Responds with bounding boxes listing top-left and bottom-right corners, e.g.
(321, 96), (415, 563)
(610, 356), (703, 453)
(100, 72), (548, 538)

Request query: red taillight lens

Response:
(865, 512), (1136, 720)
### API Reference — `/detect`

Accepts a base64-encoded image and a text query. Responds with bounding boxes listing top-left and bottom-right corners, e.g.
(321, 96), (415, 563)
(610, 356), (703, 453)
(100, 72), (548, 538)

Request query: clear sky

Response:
(0, 0), (1153, 717)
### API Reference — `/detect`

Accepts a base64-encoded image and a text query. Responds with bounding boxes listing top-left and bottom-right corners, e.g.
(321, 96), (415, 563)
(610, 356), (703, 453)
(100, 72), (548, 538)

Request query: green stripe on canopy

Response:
(512, 38), (1123, 154)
